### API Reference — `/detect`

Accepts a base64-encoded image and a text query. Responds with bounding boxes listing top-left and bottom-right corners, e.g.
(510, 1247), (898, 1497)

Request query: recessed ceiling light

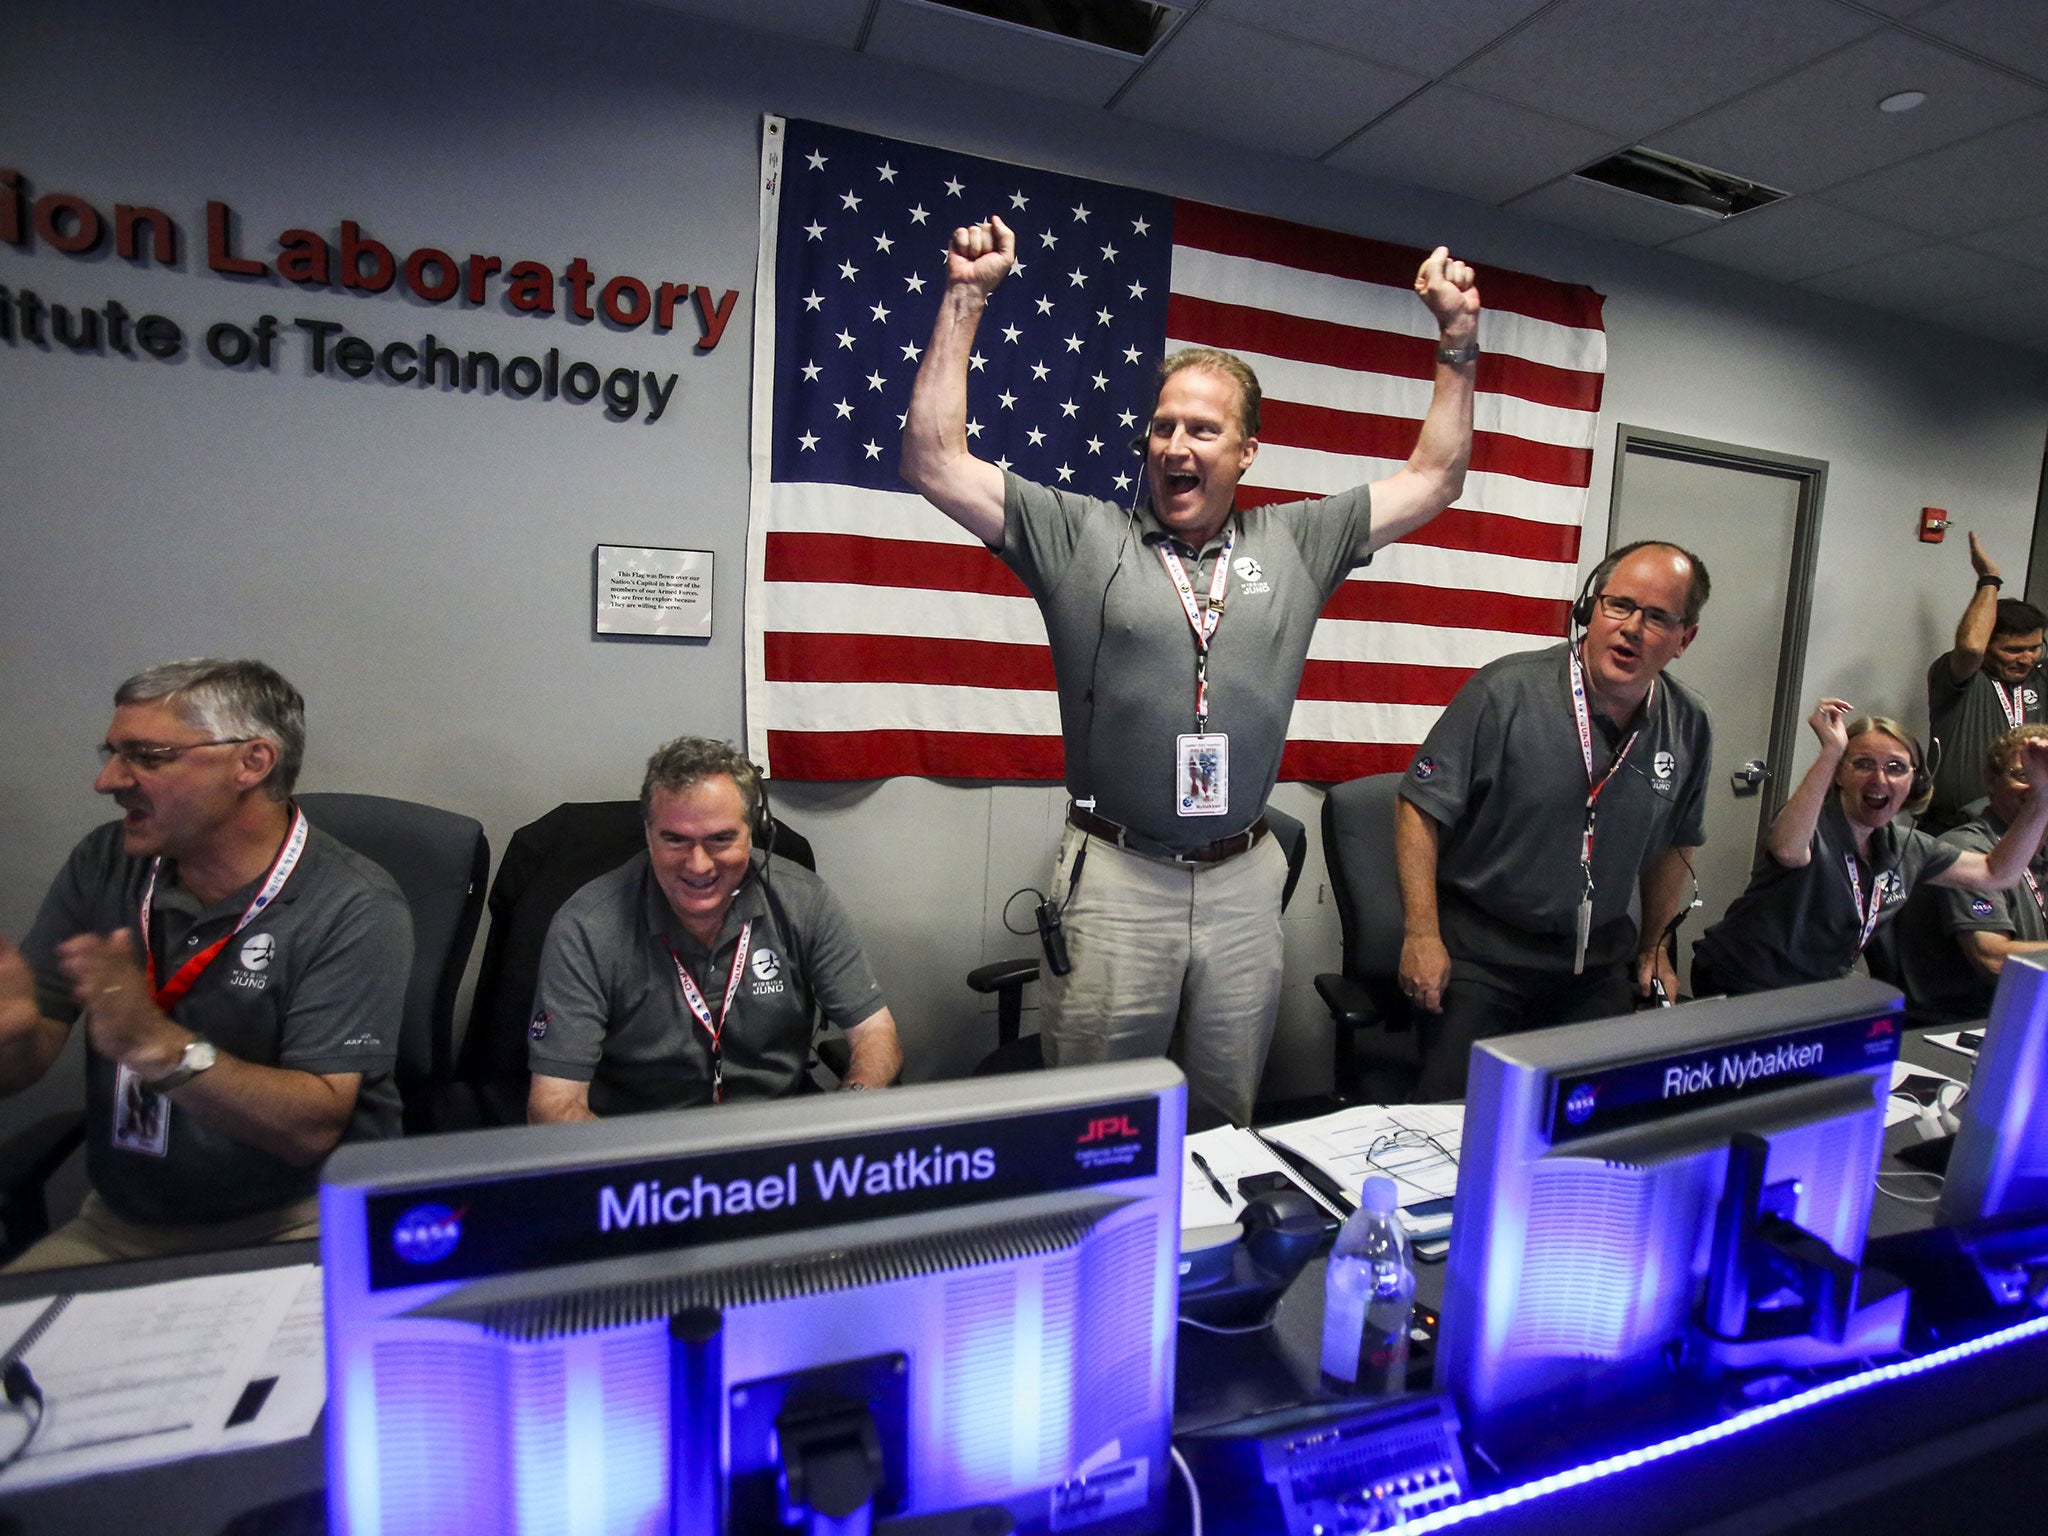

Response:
(1879, 90), (1928, 113)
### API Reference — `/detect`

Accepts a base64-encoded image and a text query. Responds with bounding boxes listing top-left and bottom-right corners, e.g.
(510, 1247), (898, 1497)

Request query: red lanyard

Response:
(1157, 522), (1235, 731)
(2024, 869), (2045, 923)
(138, 806), (308, 1012)
(1566, 652), (1646, 881)
(1842, 856), (1892, 955)
(669, 919), (752, 1105)
(1992, 680), (2026, 730)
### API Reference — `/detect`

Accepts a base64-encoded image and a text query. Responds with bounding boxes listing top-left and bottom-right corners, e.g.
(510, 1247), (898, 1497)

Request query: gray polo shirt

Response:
(1891, 811), (2048, 1024)
(1400, 642), (1712, 971)
(22, 818), (409, 1226)
(1694, 797), (1960, 995)
(1927, 655), (2047, 828)
(528, 850), (886, 1114)
(1001, 472), (1374, 852)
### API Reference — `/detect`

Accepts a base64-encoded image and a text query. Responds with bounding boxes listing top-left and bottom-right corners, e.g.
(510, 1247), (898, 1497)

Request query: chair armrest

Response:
(816, 1036), (853, 1081)
(967, 956), (1040, 995)
(1315, 972), (1378, 1028)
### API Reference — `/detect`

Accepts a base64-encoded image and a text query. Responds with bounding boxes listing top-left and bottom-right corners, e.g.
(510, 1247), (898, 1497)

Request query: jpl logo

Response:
(1078, 1114), (1138, 1144)
(392, 1203), (465, 1265)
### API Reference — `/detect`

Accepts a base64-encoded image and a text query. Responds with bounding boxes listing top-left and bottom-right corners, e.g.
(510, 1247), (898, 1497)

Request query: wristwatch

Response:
(1979, 574), (2004, 588)
(146, 1037), (219, 1093)
(1437, 341), (1481, 366)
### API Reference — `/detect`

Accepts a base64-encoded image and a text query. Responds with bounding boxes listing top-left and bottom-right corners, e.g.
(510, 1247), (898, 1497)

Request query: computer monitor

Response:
(1940, 955), (2048, 1225)
(321, 1060), (1185, 1536)
(1435, 976), (1904, 1447)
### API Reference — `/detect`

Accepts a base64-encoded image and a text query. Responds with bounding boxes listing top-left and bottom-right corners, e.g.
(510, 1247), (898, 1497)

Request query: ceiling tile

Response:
(1203, 0), (1552, 78)
(1817, 113), (2048, 237)
(1961, 208), (2048, 272)
(1649, 31), (2048, 194)
(1324, 84), (1622, 206)
(1910, 0), (2048, 79)
(1114, 13), (1426, 158)
(1796, 241), (2043, 314)
(1662, 197), (1929, 281)
(633, 0), (871, 49)
(864, 0), (1142, 107)
(1507, 175), (1726, 246)
(1449, 0), (1875, 140)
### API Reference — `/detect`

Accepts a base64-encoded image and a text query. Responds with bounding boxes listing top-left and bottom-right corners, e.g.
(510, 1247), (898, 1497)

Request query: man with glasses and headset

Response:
(0, 659), (410, 1269)
(1396, 541), (1712, 1099)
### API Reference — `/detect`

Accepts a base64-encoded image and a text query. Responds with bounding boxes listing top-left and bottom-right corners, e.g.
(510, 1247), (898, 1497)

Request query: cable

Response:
(1170, 1442), (1203, 1536)
(1000, 887), (1048, 936)
(1876, 1170), (1945, 1204)
(1176, 1309), (1279, 1336)
(0, 1360), (45, 1474)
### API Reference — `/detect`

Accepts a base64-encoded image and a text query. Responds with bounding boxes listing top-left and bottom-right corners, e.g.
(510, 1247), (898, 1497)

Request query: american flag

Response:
(745, 115), (1607, 782)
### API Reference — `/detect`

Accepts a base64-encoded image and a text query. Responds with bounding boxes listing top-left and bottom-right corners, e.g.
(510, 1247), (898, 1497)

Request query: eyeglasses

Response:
(96, 738), (253, 772)
(1594, 594), (1686, 635)
(1847, 755), (1912, 779)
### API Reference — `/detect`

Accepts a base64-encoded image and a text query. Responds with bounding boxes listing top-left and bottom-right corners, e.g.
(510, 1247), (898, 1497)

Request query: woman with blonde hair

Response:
(1692, 699), (2048, 996)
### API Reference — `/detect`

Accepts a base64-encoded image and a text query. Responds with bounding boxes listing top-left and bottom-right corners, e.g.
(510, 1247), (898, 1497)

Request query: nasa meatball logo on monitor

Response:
(392, 1203), (465, 1265)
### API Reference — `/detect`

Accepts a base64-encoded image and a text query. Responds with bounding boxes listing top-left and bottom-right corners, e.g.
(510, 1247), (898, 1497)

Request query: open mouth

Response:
(1162, 471), (1199, 498)
(1860, 791), (1894, 814)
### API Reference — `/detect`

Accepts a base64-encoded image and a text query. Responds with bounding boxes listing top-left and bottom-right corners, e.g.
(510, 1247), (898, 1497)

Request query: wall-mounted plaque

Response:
(595, 544), (713, 639)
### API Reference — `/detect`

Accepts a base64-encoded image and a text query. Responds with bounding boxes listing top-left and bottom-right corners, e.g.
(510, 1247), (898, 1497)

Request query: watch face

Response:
(187, 1040), (218, 1072)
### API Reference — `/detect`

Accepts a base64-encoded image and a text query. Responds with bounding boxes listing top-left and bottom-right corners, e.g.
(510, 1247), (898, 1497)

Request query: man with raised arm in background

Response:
(903, 215), (1480, 1124)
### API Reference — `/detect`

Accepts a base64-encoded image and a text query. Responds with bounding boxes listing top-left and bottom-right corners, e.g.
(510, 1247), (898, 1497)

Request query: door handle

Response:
(1731, 759), (1769, 795)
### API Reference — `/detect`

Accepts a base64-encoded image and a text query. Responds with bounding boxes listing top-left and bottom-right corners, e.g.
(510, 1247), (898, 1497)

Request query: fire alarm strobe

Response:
(1920, 507), (1949, 544)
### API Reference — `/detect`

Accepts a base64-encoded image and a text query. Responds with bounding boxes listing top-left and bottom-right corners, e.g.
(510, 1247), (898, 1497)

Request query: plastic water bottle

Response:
(1320, 1176), (1415, 1395)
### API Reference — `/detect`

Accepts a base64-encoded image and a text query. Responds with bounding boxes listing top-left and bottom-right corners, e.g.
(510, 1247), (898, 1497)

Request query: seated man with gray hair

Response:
(0, 660), (410, 1269)
(527, 737), (903, 1121)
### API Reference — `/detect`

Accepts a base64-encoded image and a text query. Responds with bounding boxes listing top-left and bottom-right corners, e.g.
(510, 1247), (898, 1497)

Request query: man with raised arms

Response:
(1398, 541), (1713, 1099)
(0, 660), (409, 1269)
(527, 737), (902, 1121)
(902, 214), (1480, 1124)
(1925, 533), (2048, 833)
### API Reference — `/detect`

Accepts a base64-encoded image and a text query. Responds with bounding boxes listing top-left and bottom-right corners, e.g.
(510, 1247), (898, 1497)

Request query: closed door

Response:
(1609, 437), (1822, 946)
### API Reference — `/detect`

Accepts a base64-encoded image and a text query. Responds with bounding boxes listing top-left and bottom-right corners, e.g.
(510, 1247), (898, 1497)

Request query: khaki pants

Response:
(6, 1190), (322, 1273)
(1040, 824), (1287, 1126)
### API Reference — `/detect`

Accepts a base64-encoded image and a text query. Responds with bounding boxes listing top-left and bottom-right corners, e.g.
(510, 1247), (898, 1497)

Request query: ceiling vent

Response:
(920, 0), (1180, 56)
(1573, 146), (1788, 220)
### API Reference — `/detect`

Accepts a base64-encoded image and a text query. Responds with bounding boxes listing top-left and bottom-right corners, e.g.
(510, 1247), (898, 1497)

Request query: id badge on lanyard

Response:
(1567, 653), (1644, 975)
(114, 806), (310, 1156)
(671, 918), (752, 1105)
(1843, 857), (1895, 958)
(1993, 680), (2028, 730)
(1159, 525), (1234, 819)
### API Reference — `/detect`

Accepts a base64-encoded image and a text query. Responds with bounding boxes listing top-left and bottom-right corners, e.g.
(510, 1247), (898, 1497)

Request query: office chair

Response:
(455, 800), (827, 1127)
(969, 804), (1310, 1076)
(0, 793), (489, 1262)
(297, 793), (489, 1135)
(1317, 773), (1422, 1103)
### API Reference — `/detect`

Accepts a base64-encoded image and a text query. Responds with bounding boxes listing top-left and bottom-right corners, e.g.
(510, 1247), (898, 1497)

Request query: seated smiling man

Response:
(0, 659), (409, 1271)
(526, 738), (902, 1121)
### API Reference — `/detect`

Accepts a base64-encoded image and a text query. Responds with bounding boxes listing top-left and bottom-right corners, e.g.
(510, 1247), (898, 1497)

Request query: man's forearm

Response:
(843, 1008), (903, 1088)
(902, 286), (988, 492)
(1639, 847), (1697, 962)
(1394, 798), (1443, 938)
(1953, 582), (1999, 675)
(162, 1053), (358, 1166)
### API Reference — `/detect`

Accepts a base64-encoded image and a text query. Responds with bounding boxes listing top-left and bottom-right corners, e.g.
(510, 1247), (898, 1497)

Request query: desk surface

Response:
(0, 1028), (2007, 1536)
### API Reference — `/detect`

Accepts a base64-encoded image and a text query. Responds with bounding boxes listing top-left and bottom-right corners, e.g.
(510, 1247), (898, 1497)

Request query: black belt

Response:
(1067, 804), (1268, 865)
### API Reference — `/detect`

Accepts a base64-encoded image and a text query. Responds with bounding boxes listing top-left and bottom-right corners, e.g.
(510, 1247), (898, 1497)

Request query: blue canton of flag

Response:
(771, 118), (1175, 502)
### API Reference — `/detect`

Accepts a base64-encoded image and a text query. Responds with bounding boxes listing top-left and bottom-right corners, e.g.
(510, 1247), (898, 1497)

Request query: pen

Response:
(1188, 1150), (1231, 1206)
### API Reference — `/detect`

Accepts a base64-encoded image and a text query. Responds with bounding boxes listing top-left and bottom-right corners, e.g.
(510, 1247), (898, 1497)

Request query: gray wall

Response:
(5, 0), (2047, 1147)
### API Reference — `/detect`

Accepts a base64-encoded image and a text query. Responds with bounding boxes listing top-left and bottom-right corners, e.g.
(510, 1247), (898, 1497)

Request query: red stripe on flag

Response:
(1297, 660), (1477, 706)
(767, 729), (1065, 781)
(1258, 399), (1593, 488)
(1166, 293), (1603, 414)
(1233, 493), (1583, 564)
(765, 533), (1030, 598)
(1279, 740), (1422, 782)
(764, 631), (1054, 690)
(1321, 580), (1572, 634)
(1173, 199), (1606, 332)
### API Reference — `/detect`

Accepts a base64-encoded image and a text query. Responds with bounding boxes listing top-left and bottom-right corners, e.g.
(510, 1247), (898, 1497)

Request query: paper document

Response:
(0, 1262), (324, 1490)
(1181, 1124), (1343, 1233)
(1886, 1060), (1966, 1129)
(1258, 1103), (1464, 1237)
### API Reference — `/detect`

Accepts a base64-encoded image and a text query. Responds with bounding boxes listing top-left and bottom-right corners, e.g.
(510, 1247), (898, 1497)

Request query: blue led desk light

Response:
(320, 1060), (1184, 1536)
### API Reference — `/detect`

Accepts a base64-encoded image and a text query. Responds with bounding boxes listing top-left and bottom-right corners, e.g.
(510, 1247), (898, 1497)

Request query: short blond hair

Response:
(1156, 348), (1261, 438)
(1987, 722), (2048, 781)
(1844, 715), (1932, 817)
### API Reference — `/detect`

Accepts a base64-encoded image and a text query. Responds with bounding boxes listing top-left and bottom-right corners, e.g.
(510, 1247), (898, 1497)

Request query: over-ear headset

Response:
(1569, 564), (1601, 635)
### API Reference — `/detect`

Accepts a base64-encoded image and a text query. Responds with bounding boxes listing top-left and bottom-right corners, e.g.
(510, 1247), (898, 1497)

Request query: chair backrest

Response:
(461, 800), (815, 1098)
(1264, 803), (1309, 913)
(1320, 773), (1408, 981)
(297, 792), (489, 1118)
